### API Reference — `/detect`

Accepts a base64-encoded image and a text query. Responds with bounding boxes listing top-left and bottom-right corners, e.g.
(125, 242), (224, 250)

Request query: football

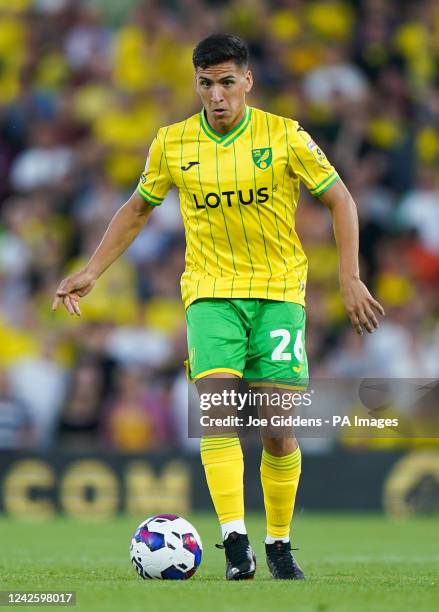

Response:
(130, 514), (203, 580)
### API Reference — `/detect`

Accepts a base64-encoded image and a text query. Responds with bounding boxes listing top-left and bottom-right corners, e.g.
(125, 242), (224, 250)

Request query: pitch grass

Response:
(0, 513), (438, 612)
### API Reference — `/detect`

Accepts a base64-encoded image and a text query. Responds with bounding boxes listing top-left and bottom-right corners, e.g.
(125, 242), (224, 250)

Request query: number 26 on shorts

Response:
(270, 329), (304, 363)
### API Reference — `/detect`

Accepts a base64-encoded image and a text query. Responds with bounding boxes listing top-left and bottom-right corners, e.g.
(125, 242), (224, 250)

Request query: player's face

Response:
(195, 61), (253, 134)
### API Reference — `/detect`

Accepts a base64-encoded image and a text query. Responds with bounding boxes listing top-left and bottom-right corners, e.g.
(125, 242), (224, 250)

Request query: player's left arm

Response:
(319, 179), (385, 335)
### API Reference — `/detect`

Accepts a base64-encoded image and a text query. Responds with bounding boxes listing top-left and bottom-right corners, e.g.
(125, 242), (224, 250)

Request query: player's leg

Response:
(260, 417), (304, 579)
(260, 430), (301, 544)
(197, 373), (256, 580)
(197, 373), (245, 539)
(244, 300), (308, 579)
(186, 298), (256, 579)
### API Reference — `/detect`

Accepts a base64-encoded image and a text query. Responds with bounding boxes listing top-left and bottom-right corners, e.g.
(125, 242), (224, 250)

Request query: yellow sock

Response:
(200, 436), (244, 524)
(260, 447), (301, 539)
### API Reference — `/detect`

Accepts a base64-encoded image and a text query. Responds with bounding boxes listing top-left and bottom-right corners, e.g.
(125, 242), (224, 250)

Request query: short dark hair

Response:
(192, 33), (249, 70)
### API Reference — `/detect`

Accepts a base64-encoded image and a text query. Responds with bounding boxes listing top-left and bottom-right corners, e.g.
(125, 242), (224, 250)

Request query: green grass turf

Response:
(0, 513), (438, 612)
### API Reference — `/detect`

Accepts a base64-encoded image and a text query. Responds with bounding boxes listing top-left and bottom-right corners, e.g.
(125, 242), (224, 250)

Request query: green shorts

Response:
(186, 298), (308, 388)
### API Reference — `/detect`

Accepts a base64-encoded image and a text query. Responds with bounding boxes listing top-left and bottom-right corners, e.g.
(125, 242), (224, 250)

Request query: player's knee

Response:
(261, 436), (297, 456)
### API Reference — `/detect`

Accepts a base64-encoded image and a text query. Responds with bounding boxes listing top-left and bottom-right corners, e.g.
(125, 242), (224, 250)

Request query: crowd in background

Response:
(0, 0), (438, 452)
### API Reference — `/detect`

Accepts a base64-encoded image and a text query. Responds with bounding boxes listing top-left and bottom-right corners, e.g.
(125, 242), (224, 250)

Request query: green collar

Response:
(200, 106), (252, 147)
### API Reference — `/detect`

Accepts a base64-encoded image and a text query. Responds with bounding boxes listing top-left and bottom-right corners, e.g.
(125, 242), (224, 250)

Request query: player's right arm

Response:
(52, 192), (155, 315)
(53, 131), (173, 316)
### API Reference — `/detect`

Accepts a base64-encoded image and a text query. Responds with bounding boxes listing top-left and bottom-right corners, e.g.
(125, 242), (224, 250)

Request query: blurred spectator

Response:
(9, 335), (67, 450)
(10, 121), (76, 192)
(64, 6), (111, 71)
(0, 369), (33, 450)
(303, 44), (369, 106)
(57, 358), (107, 449)
(397, 168), (439, 253)
(101, 367), (175, 452)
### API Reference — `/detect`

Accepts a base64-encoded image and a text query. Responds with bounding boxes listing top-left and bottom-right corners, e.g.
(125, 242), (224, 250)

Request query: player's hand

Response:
(340, 277), (385, 335)
(52, 269), (97, 316)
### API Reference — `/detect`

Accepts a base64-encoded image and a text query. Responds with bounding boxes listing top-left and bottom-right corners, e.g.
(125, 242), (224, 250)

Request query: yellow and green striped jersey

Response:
(137, 105), (339, 309)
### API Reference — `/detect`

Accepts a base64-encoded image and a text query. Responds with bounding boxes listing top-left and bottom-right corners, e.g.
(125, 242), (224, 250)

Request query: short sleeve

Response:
(137, 130), (173, 206)
(288, 121), (340, 197)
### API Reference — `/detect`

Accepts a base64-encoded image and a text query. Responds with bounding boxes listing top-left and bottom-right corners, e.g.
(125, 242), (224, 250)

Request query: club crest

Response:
(252, 147), (272, 170)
